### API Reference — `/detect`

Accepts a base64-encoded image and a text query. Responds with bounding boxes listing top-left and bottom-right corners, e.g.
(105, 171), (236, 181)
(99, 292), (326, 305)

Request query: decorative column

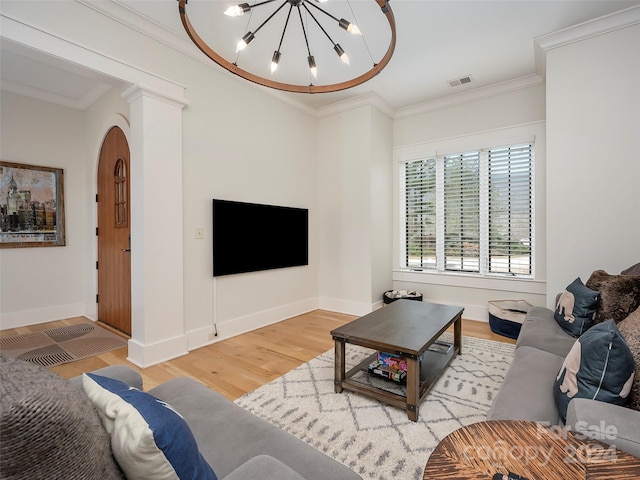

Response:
(123, 84), (189, 367)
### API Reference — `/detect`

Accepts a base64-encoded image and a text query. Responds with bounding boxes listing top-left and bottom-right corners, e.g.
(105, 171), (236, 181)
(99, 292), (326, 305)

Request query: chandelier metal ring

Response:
(178, 0), (396, 94)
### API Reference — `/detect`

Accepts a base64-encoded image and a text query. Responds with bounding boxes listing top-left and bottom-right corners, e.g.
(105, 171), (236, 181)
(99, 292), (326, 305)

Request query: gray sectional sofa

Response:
(0, 355), (362, 480)
(137, 372), (363, 480)
(487, 283), (640, 458)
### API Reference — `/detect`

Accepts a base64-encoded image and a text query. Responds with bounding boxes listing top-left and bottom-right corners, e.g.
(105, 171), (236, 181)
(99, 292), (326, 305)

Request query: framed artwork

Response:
(0, 161), (66, 248)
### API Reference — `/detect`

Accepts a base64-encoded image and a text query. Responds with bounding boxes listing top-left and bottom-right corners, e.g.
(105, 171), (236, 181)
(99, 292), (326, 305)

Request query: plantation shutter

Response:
(443, 152), (480, 272)
(401, 142), (533, 277)
(405, 158), (437, 269)
(488, 144), (532, 275)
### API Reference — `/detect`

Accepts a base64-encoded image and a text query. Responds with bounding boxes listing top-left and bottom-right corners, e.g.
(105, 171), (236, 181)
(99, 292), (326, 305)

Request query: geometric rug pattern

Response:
(236, 334), (515, 480)
(0, 323), (127, 367)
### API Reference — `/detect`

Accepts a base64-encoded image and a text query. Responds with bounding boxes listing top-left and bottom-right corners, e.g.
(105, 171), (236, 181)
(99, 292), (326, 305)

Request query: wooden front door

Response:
(97, 126), (131, 335)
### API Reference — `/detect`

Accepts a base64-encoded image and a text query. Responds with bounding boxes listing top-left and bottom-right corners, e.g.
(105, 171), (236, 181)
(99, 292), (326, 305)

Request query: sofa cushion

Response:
(618, 306), (640, 411)
(516, 306), (578, 357)
(0, 354), (123, 480)
(71, 363), (144, 390)
(586, 270), (640, 324)
(224, 455), (305, 480)
(566, 398), (640, 459)
(487, 346), (565, 425)
(148, 377), (363, 480)
(554, 320), (635, 423)
(83, 373), (217, 480)
(554, 278), (600, 337)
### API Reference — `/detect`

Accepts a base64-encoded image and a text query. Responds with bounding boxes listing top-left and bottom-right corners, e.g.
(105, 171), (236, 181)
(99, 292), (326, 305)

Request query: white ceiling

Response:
(1, 0), (638, 113)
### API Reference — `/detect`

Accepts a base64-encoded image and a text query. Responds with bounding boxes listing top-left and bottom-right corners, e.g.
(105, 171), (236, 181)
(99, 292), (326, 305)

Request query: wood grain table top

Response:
(331, 300), (463, 356)
(423, 420), (640, 480)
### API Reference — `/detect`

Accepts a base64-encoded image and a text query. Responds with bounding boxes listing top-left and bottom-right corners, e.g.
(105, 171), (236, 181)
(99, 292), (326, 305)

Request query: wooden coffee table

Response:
(423, 420), (640, 479)
(331, 300), (463, 421)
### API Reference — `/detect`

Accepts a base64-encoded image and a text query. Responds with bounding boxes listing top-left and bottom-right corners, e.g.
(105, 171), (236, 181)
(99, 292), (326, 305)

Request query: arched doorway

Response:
(97, 126), (131, 335)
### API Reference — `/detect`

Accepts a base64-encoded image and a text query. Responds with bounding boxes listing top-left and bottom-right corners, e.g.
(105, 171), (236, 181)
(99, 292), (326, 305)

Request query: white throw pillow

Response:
(82, 373), (217, 480)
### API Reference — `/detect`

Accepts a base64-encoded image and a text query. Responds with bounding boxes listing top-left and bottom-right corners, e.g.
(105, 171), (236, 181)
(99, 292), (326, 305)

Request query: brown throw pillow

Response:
(619, 306), (640, 411)
(586, 270), (640, 324)
(622, 262), (640, 276)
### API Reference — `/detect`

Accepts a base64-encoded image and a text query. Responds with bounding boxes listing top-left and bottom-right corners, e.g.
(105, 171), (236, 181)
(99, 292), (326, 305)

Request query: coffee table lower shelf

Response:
(337, 344), (458, 419)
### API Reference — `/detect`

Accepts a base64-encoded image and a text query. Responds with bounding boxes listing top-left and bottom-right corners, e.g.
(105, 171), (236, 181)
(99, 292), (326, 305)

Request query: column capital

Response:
(122, 83), (189, 109)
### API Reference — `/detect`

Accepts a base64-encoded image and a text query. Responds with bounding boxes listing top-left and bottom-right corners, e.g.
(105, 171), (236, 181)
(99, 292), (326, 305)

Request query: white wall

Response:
(317, 104), (394, 315)
(370, 107), (394, 306)
(317, 106), (374, 315)
(394, 83), (547, 147)
(546, 23), (640, 302)
(178, 61), (318, 346)
(0, 91), (89, 327)
(392, 84), (547, 321)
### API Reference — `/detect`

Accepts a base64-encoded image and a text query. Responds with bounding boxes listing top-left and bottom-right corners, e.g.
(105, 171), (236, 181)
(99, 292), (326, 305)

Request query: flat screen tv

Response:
(212, 199), (309, 277)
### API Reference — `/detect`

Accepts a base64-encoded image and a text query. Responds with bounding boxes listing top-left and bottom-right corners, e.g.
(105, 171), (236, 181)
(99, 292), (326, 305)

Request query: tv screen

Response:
(212, 199), (309, 277)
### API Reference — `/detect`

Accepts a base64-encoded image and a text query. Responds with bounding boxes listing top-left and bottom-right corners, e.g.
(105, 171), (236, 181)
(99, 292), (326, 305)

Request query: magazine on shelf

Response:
(428, 341), (453, 354)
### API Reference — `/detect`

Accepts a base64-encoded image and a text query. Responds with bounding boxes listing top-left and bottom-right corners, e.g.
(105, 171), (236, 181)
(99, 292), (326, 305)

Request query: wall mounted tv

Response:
(212, 199), (309, 277)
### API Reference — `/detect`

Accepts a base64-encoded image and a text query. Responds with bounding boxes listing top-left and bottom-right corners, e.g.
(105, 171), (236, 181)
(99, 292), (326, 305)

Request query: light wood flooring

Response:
(0, 309), (515, 401)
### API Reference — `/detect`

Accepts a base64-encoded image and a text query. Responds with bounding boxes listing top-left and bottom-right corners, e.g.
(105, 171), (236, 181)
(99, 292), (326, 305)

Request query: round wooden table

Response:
(423, 420), (640, 480)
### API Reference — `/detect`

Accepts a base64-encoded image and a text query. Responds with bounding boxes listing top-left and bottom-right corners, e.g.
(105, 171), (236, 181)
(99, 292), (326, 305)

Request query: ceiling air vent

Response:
(448, 75), (472, 87)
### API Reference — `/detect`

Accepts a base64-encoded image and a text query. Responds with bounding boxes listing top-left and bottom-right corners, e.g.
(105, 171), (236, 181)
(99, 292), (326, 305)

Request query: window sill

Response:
(392, 269), (546, 295)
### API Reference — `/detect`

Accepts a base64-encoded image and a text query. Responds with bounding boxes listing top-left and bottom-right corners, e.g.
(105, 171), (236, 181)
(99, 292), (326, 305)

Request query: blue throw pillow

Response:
(554, 319), (635, 423)
(82, 373), (217, 480)
(554, 277), (600, 337)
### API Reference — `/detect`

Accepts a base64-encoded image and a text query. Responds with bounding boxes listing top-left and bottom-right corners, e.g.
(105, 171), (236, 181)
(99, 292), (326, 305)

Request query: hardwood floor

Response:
(0, 309), (515, 401)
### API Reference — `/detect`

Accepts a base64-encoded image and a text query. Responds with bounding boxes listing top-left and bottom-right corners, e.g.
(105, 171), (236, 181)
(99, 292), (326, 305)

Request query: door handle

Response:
(122, 234), (131, 253)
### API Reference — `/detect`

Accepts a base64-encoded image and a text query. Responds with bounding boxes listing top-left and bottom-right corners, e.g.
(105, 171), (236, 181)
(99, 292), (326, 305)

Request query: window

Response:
(402, 143), (533, 277)
(443, 152), (480, 272)
(405, 158), (436, 269)
(114, 159), (127, 226)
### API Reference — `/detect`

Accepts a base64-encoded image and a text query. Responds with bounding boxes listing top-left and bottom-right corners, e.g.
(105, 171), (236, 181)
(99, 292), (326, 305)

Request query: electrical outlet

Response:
(195, 227), (204, 239)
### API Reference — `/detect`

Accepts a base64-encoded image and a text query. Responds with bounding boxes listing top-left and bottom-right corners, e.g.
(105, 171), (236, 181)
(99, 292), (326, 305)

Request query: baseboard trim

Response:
(127, 335), (189, 368)
(186, 298), (319, 351)
(318, 297), (374, 317)
(0, 303), (85, 330)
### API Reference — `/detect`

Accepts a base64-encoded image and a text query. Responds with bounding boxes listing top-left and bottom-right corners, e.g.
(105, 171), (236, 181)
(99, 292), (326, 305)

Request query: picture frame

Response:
(0, 161), (66, 248)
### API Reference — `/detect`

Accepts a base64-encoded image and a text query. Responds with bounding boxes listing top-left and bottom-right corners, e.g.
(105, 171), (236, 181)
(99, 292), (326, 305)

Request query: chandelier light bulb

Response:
(224, 3), (250, 17)
(334, 44), (350, 65)
(271, 50), (281, 74)
(236, 31), (255, 52)
(308, 55), (318, 78)
(339, 18), (361, 35)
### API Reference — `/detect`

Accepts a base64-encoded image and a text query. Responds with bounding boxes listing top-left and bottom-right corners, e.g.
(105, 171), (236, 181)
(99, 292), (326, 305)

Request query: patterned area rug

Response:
(235, 334), (515, 480)
(0, 323), (128, 367)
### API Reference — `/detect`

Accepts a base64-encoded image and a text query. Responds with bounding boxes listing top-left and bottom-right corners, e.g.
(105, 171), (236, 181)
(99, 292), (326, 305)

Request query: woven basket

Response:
(488, 299), (532, 339)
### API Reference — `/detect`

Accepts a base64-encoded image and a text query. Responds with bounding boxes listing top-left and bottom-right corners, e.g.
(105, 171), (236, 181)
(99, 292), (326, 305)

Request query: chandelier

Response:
(178, 0), (396, 94)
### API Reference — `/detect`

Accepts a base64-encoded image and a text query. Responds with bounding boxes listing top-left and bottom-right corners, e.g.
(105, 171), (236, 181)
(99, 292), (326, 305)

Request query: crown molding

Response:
(534, 4), (640, 77)
(317, 91), (394, 119)
(394, 74), (544, 119)
(1, 78), (112, 110)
